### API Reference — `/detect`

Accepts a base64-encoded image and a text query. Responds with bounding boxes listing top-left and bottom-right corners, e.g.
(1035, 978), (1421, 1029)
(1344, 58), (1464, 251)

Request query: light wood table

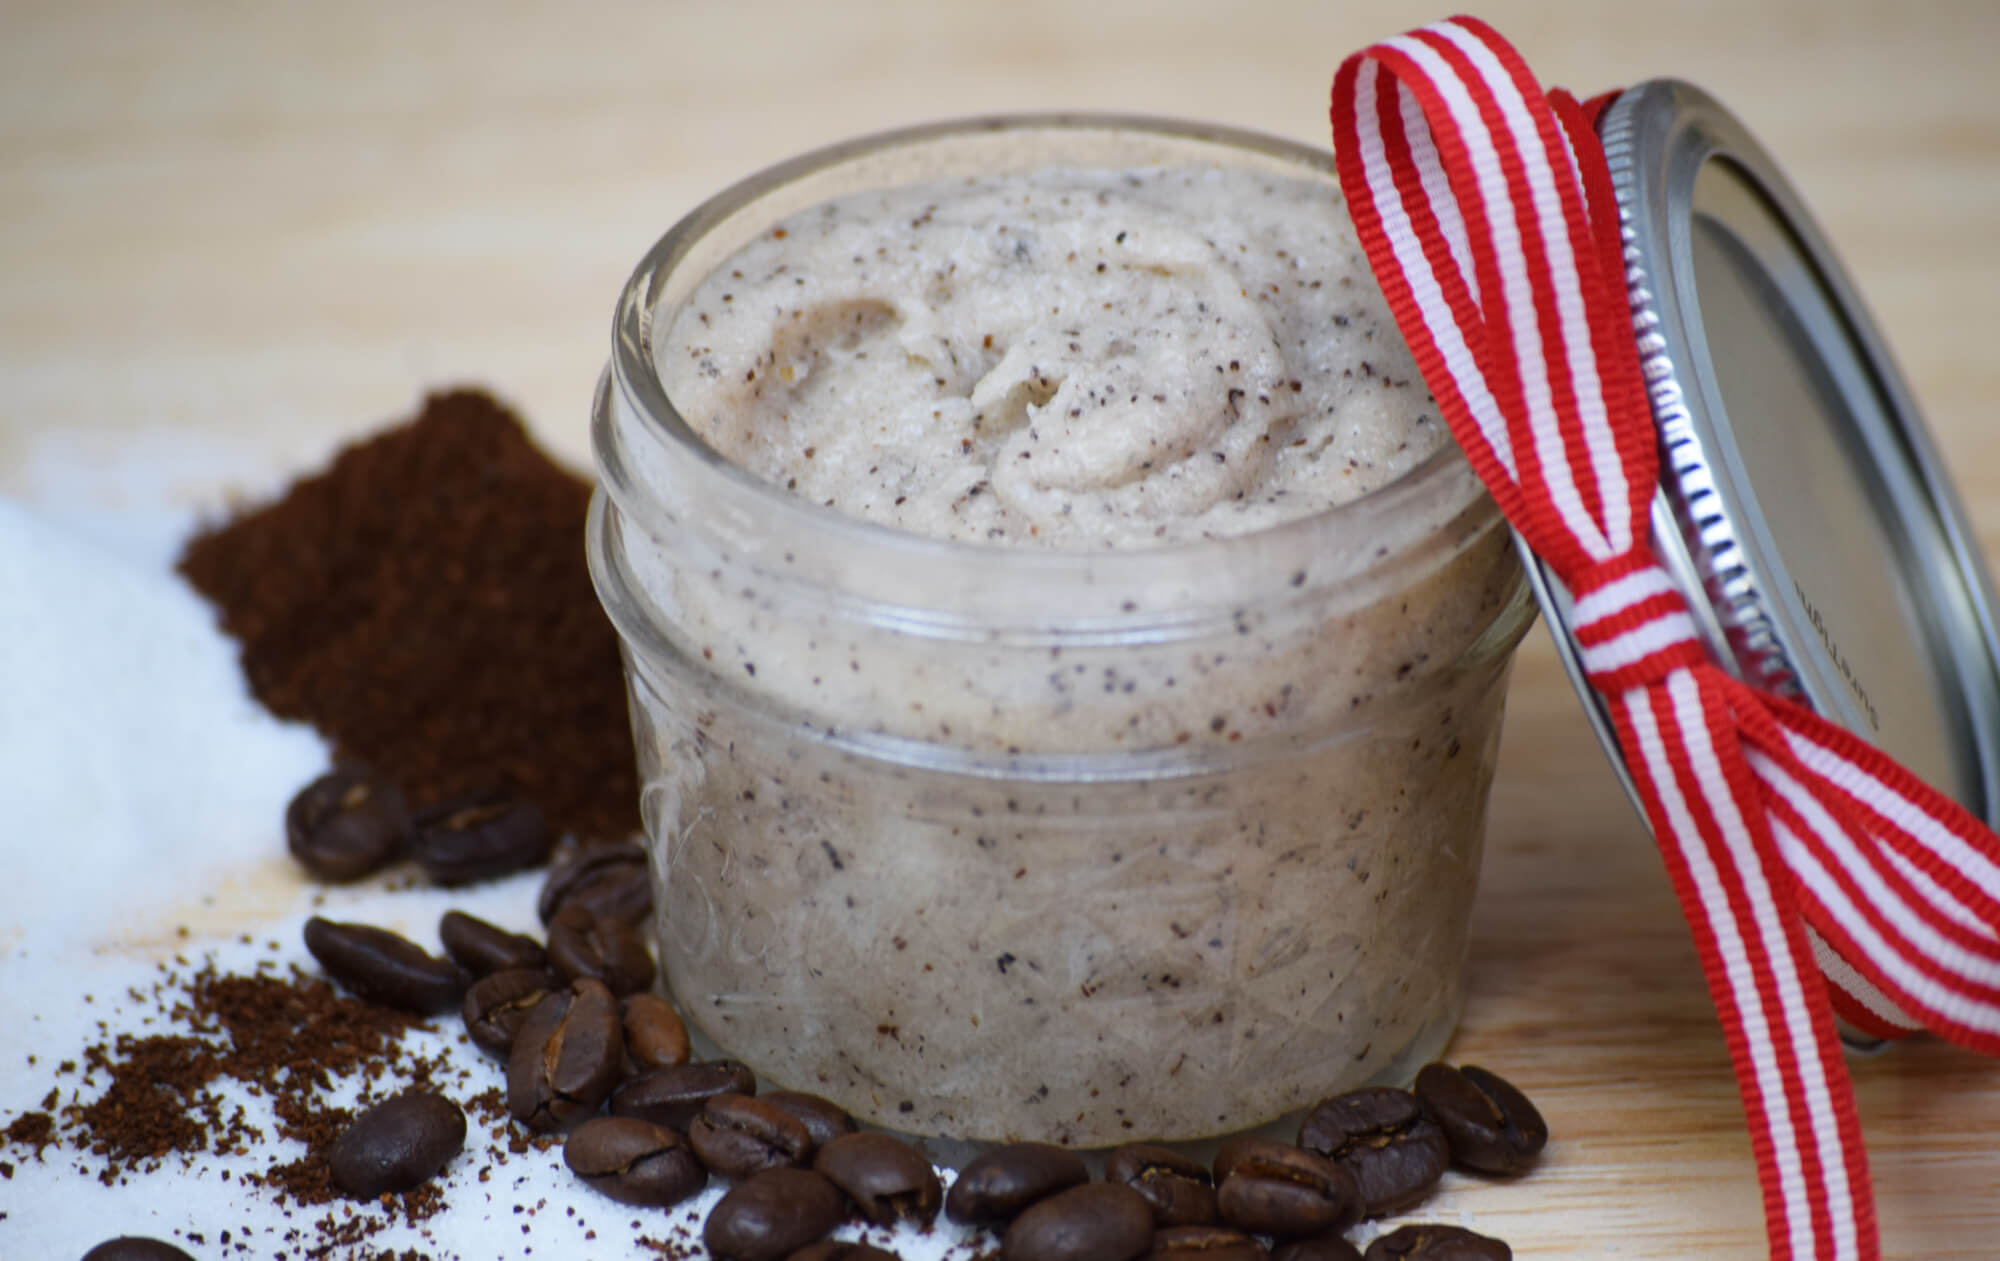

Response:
(6, 2), (1997, 1256)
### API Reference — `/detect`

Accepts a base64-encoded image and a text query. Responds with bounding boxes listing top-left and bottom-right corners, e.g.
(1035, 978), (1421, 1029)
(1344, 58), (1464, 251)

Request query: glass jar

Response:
(587, 115), (1536, 1146)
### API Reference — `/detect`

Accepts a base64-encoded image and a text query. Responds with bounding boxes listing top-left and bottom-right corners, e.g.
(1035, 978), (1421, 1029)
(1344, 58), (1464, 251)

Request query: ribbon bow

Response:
(1332, 17), (2000, 1260)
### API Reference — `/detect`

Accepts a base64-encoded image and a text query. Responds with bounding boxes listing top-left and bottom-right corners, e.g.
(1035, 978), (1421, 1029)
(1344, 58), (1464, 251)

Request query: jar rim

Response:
(604, 111), (1499, 594)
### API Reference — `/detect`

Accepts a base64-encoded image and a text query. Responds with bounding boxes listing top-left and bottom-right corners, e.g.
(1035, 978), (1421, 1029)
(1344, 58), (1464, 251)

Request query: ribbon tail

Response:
(1748, 687), (2000, 929)
(1727, 680), (2000, 1051)
(1613, 670), (1878, 1261)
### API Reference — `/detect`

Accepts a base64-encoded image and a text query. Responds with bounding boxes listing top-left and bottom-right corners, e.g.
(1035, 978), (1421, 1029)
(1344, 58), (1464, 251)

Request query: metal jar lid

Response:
(1523, 81), (2000, 840)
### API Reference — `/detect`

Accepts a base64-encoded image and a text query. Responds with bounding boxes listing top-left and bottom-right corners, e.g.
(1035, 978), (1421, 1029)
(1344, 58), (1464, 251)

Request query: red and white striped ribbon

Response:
(1331, 17), (2000, 1260)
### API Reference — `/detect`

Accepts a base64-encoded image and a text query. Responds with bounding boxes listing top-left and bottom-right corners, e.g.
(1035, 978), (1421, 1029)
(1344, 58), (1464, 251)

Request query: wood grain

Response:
(4, 2), (1997, 1256)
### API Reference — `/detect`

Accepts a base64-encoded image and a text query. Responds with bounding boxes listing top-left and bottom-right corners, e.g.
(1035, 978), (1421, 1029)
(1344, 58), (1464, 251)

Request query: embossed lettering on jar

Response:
(589, 116), (1535, 1145)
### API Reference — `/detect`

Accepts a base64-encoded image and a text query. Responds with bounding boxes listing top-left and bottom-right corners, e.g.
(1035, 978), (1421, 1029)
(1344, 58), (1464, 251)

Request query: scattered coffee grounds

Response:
(178, 389), (640, 843)
(16, 958), (468, 1257)
(63, 963), (425, 1184)
(3, 1109), (54, 1159)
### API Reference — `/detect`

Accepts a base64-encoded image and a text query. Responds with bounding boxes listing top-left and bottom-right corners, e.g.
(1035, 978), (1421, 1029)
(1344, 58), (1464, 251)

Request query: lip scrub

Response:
(588, 115), (1535, 1146)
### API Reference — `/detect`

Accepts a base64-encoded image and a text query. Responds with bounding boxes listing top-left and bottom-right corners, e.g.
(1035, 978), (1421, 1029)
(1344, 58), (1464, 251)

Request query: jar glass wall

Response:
(588, 115), (1536, 1145)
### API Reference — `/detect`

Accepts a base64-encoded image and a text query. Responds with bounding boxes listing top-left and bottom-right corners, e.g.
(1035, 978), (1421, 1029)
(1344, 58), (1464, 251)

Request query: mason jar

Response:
(586, 114), (1536, 1146)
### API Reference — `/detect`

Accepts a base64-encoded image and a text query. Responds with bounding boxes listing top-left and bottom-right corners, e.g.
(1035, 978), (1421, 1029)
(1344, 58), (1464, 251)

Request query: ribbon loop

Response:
(1332, 18), (2000, 1261)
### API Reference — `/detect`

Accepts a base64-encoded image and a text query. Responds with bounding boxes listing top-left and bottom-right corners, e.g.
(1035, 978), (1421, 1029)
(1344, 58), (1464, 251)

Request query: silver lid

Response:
(1525, 81), (2000, 835)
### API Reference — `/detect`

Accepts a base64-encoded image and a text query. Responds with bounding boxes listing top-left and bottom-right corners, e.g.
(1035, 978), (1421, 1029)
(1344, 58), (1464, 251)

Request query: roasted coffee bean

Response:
(1361, 1225), (1511, 1260)
(438, 909), (547, 976)
(946, 1141), (1090, 1225)
(1214, 1137), (1361, 1239)
(411, 792), (552, 885)
(327, 1088), (466, 1198)
(690, 1092), (815, 1177)
(539, 841), (653, 925)
(302, 916), (468, 1013)
(1142, 1224), (1269, 1260)
(1297, 1088), (1449, 1217)
(1001, 1182), (1156, 1261)
(547, 902), (656, 995)
(80, 1240), (197, 1261)
(563, 1115), (707, 1208)
(506, 984), (574, 1120)
(813, 1131), (942, 1228)
(703, 1167), (847, 1261)
(285, 766), (411, 882)
(507, 978), (623, 1132)
(1107, 1142), (1218, 1228)
(462, 967), (563, 1056)
(786, 1244), (903, 1261)
(763, 1090), (858, 1149)
(1271, 1235), (1365, 1261)
(611, 1060), (758, 1131)
(1413, 1064), (1548, 1176)
(622, 991), (691, 1072)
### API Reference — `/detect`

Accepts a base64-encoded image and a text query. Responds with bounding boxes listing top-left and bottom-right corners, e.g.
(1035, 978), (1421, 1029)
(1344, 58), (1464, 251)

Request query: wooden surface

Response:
(5, 2), (1998, 1255)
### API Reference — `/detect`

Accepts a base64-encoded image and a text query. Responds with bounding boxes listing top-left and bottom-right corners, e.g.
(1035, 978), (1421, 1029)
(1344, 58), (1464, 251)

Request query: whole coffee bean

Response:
(1143, 1224), (1270, 1260)
(507, 978), (623, 1132)
(690, 1093), (815, 1177)
(412, 792), (552, 885)
(302, 916), (467, 1013)
(285, 766), (411, 882)
(1361, 1225), (1511, 1261)
(1413, 1064), (1548, 1176)
(1297, 1088), (1449, 1217)
(1214, 1137), (1361, 1239)
(1001, 1182), (1155, 1261)
(787, 1245), (903, 1261)
(813, 1132), (942, 1228)
(327, 1089), (466, 1198)
(763, 1091), (857, 1150)
(540, 841), (653, 925)
(80, 1240), (197, 1261)
(622, 991), (692, 1072)
(611, 1060), (758, 1132)
(946, 1141), (1089, 1225)
(439, 909), (547, 976)
(462, 967), (563, 1056)
(1271, 1235), (1365, 1261)
(547, 902), (656, 996)
(563, 1115), (707, 1208)
(507, 985), (573, 1119)
(703, 1167), (847, 1261)
(1107, 1143), (1218, 1228)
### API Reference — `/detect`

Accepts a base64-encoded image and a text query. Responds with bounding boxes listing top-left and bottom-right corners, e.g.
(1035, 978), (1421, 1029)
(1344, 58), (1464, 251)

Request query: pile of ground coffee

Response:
(178, 390), (639, 843)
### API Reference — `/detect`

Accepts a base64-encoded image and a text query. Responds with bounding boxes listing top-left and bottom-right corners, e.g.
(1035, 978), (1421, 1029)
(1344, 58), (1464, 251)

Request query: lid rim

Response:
(1603, 86), (1805, 702)
(1526, 79), (2000, 832)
